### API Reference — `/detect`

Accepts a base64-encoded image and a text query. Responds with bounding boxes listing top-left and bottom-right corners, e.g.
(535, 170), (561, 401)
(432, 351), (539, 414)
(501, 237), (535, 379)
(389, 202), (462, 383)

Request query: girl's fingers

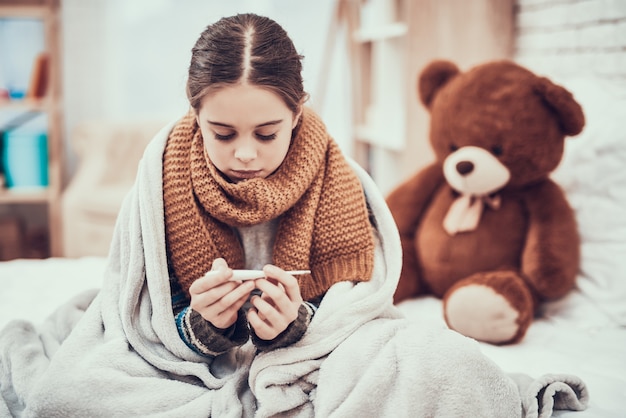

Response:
(247, 305), (289, 341)
(189, 274), (234, 298)
(247, 309), (273, 338)
(189, 266), (234, 295)
(193, 279), (253, 310)
(212, 258), (228, 270)
(254, 279), (290, 307)
(261, 264), (303, 302)
(191, 280), (255, 320)
(211, 291), (251, 329)
(221, 281), (255, 310)
(248, 292), (299, 339)
(250, 294), (282, 324)
(200, 258), (232, 293)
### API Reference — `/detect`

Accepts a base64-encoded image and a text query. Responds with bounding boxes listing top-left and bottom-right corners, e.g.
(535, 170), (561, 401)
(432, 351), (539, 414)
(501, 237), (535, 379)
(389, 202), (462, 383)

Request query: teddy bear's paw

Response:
(444, 284), (521, 344)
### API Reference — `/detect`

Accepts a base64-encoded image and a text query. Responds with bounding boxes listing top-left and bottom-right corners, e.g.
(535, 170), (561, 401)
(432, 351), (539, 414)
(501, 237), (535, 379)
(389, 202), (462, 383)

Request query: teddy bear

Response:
(387, 59), (585, 344)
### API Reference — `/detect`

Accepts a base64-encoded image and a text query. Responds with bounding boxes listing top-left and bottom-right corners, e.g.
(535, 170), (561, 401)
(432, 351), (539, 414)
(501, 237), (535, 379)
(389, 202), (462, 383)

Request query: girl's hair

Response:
(187, 13), (307, 114)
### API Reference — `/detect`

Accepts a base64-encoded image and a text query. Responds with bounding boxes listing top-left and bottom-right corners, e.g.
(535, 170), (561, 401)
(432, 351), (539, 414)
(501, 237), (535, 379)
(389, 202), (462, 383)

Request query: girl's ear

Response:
(292, 106), (303, 129)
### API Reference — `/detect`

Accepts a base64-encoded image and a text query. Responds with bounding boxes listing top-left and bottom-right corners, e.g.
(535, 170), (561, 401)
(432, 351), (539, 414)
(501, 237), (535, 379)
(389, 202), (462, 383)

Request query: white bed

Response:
(1, 76), (625, 417)
(0, 256), (623, 417)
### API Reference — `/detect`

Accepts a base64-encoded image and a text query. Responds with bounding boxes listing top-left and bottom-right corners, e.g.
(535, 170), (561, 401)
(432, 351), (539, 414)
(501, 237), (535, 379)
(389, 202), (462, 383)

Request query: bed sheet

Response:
(398, 293), (626, 418)
(0, 256), (106, 331)
(0, 256), (624, 417)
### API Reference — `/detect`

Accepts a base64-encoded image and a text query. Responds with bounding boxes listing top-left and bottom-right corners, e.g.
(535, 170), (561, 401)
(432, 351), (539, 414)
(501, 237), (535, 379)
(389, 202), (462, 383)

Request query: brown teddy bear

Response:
(387, 59), (585, 344)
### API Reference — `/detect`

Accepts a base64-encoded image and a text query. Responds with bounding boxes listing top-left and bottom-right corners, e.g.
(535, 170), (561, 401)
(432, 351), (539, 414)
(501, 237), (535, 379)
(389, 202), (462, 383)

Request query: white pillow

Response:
(551, 76), (626, 326)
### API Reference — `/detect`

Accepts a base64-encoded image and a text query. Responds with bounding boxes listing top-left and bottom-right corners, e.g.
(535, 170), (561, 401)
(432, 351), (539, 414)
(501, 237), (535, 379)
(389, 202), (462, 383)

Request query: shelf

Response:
(353, 22), (407, 43)
(0, 187), (50, 204)
(355, 119), (405, 152)
(0, 0), (62, 257)
(0, 0), (50, 4)
(0, 98), (48, 111)
(0, 3), (48, 18)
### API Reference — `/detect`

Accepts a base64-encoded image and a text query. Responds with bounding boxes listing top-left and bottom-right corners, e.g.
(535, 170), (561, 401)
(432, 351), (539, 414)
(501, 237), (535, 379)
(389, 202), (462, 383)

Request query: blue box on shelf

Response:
(1, 112), (48, 189)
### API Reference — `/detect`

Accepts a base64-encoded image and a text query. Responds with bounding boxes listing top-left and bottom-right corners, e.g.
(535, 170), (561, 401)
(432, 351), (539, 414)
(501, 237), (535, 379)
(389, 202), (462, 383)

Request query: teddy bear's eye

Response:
(491, 145), (503, 156)
(449, 144), (458, 152)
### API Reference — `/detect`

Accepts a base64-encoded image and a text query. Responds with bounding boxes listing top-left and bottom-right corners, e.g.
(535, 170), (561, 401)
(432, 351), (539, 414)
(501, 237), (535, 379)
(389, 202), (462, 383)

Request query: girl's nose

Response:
(234, 141), (257, 163)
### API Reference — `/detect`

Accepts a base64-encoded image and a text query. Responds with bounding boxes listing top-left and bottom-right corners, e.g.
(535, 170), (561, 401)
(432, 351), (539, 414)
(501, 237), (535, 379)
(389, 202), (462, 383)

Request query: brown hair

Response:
(187, 13), (307, 114)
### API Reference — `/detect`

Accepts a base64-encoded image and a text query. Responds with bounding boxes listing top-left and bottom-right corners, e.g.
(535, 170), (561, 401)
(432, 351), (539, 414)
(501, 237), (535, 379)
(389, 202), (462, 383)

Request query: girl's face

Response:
(196, 83), (301, 183)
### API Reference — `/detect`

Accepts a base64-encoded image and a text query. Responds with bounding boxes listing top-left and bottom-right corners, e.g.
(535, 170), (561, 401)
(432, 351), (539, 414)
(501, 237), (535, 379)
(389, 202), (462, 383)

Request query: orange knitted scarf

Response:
(162, 107), (374, 301)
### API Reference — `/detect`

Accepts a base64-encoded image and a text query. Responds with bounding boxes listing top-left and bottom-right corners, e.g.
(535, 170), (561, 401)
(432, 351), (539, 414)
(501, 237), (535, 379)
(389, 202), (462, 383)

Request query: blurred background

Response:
(0, 0), (624, 260)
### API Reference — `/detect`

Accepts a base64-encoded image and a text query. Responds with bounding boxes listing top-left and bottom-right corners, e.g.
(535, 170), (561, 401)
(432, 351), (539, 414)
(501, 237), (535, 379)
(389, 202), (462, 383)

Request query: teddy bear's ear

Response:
(418, 60), (460, 110)
(534, 77), (585, 136)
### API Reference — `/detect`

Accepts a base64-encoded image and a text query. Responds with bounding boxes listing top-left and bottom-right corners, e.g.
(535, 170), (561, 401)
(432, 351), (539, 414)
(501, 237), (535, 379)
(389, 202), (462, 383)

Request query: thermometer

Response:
(203, 269), (311, 281)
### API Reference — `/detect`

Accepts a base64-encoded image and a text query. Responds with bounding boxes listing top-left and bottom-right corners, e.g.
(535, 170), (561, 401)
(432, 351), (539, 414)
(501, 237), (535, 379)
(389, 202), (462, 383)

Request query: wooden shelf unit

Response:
(0, 0), (63, 257)
(342, 0), (409, 194)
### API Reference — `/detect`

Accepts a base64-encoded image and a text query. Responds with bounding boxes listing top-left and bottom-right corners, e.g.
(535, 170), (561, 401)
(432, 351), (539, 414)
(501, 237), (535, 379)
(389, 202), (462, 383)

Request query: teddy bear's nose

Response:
(456, 161), (474, 176)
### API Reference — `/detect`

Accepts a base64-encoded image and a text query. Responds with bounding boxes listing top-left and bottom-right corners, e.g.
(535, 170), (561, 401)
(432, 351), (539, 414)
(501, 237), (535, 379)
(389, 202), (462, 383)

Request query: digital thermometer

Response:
(202, 269), (311, 281)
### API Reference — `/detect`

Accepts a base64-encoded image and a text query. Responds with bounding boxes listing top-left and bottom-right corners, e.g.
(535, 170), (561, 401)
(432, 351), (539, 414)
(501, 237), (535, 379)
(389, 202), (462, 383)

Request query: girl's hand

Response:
(189, 258), (256, 329)
(247, 264), (303, 340)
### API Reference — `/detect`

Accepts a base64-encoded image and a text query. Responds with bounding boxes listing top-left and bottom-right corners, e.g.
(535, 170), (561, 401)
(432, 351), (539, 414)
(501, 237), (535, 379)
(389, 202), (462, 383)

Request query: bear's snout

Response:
(443, 146), (511, 195)
(456, 161), (474, 176)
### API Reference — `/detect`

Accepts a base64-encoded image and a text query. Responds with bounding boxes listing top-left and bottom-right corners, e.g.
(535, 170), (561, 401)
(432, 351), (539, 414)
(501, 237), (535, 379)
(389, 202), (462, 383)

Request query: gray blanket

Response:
(0, 120), (588, 417)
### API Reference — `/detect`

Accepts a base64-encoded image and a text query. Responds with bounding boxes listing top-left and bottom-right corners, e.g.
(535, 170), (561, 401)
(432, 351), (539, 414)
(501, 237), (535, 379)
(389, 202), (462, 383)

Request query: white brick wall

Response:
(514, 0), (626, 80)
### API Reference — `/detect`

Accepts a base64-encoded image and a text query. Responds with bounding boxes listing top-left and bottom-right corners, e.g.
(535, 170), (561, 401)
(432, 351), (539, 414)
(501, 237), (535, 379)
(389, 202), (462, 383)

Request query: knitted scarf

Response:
(162, 107), (374, 301)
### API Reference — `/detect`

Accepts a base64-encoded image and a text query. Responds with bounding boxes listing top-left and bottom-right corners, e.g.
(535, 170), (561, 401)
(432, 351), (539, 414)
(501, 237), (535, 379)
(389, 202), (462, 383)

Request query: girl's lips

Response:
(231, 170), (262, 180)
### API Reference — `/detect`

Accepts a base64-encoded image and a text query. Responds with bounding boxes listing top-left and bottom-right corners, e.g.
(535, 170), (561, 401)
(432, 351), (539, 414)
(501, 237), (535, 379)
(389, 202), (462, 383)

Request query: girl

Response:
(163, 13), (376, 355)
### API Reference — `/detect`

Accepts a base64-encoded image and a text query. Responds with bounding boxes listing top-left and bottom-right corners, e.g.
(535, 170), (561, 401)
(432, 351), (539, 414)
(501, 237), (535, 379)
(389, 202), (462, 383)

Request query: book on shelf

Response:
(0, 109), (46, 190)
(26, 52), (49, 99)
(0, 17), (45, 100)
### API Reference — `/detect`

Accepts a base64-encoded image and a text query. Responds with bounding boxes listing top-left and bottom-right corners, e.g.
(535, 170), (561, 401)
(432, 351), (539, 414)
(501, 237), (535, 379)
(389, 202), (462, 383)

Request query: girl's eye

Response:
(256, 132), (277, 141)
(214, 132), (235, 141)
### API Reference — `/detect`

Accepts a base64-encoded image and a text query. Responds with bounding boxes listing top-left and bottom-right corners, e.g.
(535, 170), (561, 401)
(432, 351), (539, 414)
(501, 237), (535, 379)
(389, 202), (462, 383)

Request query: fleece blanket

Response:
(0, 119), (588, 418)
